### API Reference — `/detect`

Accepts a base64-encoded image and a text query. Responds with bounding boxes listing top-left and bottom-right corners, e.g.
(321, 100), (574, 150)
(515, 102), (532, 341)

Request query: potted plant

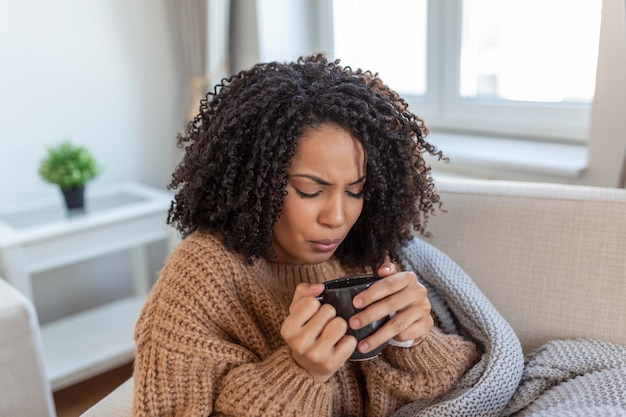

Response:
(38, 140), (102, 209)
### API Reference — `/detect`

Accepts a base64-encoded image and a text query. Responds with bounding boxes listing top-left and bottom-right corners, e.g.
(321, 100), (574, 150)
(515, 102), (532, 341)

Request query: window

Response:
(330, 0), (602, 143)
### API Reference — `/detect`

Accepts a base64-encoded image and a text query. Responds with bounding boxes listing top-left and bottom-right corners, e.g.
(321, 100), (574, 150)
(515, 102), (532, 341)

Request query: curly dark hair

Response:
(168, 53), (445, 268)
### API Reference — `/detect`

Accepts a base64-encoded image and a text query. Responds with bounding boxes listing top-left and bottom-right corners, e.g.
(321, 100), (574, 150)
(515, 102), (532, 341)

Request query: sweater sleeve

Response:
(215, 346), (333, 416)
(359, 327), (480, 417)
(133, 237), (334, 417)
(134, 333), (332, 417)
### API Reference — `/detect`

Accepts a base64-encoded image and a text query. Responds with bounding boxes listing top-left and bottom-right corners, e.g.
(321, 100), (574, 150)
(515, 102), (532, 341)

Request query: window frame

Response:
(324, 0), (597, 143)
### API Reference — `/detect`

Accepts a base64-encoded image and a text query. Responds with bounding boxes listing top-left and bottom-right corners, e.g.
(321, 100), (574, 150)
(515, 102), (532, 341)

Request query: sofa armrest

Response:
(0, 278), (56, 417)
(81, 377), (133, 416)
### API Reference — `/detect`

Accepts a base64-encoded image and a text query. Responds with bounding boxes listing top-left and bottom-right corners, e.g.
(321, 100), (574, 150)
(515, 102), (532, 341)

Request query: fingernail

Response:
(383, 265), (392, 272)
(353, 297), (363, 308)
(350, 318), (361, 329)
(359, 342), (369, 352)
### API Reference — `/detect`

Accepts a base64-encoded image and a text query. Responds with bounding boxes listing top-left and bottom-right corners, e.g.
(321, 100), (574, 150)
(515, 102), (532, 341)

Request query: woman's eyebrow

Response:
(290, 174), (366, 186)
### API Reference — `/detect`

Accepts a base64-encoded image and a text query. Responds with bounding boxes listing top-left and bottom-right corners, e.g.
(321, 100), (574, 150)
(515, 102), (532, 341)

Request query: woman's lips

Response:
(311, 239), (341, 252)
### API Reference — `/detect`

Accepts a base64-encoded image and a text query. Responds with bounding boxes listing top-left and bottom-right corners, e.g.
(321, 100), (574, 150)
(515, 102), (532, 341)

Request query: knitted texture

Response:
(395, 238), (626, 417)
(502, 339), (626, 416)
(133, 232), (478, 417)
(392, 238), (525, 417)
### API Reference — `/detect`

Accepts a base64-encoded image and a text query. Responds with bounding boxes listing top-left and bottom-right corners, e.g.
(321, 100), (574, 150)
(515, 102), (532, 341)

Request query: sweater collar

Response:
(249, 257), (350, 307)
(257, 257), (348, 286)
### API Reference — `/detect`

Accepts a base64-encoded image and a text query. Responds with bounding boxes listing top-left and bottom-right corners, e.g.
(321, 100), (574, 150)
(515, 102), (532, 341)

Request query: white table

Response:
(0, 182), (176, 390)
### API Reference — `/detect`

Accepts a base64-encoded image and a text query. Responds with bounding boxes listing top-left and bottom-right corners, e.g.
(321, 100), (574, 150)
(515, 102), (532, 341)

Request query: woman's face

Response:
(270, 124), (366, 264)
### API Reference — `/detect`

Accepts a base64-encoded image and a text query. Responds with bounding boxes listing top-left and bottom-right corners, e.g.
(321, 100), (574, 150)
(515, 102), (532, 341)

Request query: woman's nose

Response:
(319, 194), (345, 228)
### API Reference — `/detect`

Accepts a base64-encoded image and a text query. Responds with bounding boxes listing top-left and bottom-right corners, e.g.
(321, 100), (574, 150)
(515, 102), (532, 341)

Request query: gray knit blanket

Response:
(392, 238), (626, 417)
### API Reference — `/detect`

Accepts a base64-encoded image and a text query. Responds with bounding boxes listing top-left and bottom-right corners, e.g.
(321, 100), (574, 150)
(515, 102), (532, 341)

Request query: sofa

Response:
(0, 278), (57, 417)
(74, 177), (626, 414)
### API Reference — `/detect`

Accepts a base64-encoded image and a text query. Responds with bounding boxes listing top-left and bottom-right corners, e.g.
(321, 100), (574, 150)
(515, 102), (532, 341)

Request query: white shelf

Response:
(41, 296), (146, 391)
(0, 182), (175, 391)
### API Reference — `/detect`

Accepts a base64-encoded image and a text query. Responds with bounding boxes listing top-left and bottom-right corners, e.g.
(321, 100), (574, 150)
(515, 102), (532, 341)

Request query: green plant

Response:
(39, 141), (101, 190)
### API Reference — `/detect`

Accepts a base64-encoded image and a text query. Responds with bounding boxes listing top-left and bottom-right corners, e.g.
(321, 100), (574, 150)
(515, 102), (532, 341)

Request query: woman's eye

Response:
(346, 188), (364, 199)
(293, 186), (363, 199)
(295, 189), (321, 199)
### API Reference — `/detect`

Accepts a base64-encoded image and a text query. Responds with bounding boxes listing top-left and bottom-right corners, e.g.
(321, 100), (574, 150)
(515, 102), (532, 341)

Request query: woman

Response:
(133, 54), (479, 416)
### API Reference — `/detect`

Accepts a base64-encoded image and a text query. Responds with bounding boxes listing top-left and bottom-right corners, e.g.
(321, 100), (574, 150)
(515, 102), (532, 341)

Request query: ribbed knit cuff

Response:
(358, 327), (479, 402)
(382, 327), (475, 372)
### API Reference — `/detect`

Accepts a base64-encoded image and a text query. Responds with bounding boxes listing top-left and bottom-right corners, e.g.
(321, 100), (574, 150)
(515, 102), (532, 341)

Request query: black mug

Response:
(318, 274), (390, 361)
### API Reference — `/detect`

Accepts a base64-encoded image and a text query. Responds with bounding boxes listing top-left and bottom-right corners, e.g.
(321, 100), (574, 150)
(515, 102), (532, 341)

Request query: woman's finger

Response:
(356, 305), (433, 354)
(353, 271), (417, 309)
(351, 272), (423, 325)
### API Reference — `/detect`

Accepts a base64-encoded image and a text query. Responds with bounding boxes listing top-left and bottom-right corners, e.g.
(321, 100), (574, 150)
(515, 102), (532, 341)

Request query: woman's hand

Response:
(281, 283), (357, 382)
(349, 263), (433, 354)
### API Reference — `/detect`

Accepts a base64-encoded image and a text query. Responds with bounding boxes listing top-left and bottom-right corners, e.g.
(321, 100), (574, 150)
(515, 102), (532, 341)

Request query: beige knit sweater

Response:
(133, 232), (479, 417)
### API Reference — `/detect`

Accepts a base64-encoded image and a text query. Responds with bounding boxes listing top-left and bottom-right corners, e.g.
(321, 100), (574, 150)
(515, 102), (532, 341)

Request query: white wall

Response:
(0, 1), (187, 323)
(0, 1), (186, 202)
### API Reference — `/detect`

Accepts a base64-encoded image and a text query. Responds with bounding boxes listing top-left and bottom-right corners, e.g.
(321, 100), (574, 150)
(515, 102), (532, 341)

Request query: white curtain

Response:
(177, 0), (232, 122)
(617, 152), (626, 188)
